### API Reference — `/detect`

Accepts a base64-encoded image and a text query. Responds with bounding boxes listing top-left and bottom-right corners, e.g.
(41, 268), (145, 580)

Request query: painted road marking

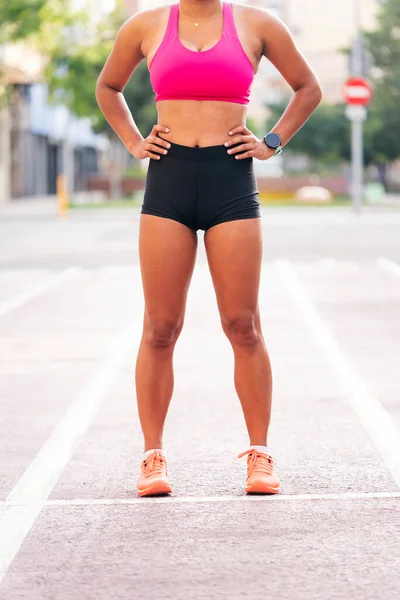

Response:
(0, 314), (142, 583)
(317, 259), (360, 269)
(376, 257), (400, 278)
(0, 491), (399, 508)
(275, 259), (400, 489)
(101, 266), (136, 274)
(0, 268), (81, 318)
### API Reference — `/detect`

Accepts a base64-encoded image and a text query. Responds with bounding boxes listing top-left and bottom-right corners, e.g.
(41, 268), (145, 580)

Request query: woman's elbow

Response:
(309, 77), (323, 104)
(95, 73), (108, 94)
(314, 83), (323, 104)
(95, 76), (104, 101)
(95, 77), (116, 106)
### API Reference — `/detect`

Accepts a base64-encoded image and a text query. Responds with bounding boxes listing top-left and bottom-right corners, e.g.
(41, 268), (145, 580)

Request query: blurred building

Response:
(9, 81), (103, 198)
(240, 0), (380, 109)
(124, 0), (140, 12)
(0, 4), (112, 204)
(0, 58), (103, 203)
(284, 0), (380, 104)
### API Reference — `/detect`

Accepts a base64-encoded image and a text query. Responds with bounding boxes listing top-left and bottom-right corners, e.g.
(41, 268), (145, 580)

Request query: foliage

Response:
(0, 0), (82, 104)
(363, 0), (400, 166)
(0, 0), (47, 43)
(124, 64), (157, 138)
(264, 0), (400, 177)
(47, 0), (156, 136)
(246, 116), (263, 138)
(0, 0), (79, 47)
(266, 101), (352, 164)
(266, 97), (398, 169)
(0, 0), (156, 137)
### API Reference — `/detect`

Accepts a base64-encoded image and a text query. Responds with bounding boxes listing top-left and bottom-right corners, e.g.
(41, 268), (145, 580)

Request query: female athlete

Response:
(96, 0), (322, 496)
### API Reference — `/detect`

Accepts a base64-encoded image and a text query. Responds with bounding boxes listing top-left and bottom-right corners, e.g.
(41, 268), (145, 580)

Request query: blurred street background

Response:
(0, 1), (400, 599)
(0, 0), (399, 206)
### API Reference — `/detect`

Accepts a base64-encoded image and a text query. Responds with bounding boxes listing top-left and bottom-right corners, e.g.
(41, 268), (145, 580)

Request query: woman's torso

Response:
(141, 2), (264, 147)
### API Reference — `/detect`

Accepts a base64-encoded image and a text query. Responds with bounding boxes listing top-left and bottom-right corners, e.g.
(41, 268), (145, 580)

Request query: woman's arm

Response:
(96, 14), (145, 152)
(259, 9), (323, 147)
(95, 12), (170, 159)
(224, 8), (322, 160)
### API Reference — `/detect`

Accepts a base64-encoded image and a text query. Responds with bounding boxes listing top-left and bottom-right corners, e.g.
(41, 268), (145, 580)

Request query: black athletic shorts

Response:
(141, 138), (261, 232)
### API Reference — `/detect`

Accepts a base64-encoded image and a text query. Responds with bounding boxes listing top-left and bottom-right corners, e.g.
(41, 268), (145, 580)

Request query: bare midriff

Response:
(155, 99), (247, 147)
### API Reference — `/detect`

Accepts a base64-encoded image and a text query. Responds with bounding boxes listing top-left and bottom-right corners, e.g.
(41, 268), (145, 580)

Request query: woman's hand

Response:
(129, 125), (171, 160)
(224, 125), (275, 161)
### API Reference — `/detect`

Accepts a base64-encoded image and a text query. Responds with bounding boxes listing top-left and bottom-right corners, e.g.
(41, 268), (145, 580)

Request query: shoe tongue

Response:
(252, 451), (272, 462)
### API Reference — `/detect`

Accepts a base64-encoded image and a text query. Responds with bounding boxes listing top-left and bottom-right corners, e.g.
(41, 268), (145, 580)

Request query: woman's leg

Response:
(204, 217), (272, 446)
(135, 214), (198, 452)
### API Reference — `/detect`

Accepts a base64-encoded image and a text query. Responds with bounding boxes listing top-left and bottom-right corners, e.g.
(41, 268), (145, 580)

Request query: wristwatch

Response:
(263, 132), (283, 156)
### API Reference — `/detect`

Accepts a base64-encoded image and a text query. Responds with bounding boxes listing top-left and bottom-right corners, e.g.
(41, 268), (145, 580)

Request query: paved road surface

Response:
(0, 203), (399, 599)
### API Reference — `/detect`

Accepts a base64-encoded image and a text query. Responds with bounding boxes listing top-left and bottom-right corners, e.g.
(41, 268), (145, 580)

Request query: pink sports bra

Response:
(149, 2), (255, 105)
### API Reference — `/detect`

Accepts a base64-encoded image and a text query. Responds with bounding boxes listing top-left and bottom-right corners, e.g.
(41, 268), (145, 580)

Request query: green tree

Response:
(0, 0), (155, 136)
(0, 1), (79, 49)
(0, 1), (77, 108)
(363, 0), (400, 186)
(0, 0), (47, 43)
(266, 101), (351, 165)
(48, 1), (156, 137)
(267, 101), (397, 184)
(265, 0), (400, 185)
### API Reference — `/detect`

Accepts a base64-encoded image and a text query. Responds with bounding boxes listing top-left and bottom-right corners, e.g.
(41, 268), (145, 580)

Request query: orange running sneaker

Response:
(137, 450), (172, 497)
(238, 448), (280, 494)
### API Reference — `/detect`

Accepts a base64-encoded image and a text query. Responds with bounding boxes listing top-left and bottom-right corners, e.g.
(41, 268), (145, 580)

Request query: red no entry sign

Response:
(344, 77), (372, 106)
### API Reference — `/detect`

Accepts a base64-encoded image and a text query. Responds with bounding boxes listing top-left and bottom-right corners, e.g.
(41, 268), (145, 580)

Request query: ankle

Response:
(249, 444), (273, 455)
(144, 440), (163, 453)
(249, 438), (268, 447)
(143, 448), (164, 459)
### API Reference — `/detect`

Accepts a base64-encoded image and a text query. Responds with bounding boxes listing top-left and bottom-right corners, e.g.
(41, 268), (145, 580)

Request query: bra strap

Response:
(223, 2), (239, 40)
(165, 3), (179, 41)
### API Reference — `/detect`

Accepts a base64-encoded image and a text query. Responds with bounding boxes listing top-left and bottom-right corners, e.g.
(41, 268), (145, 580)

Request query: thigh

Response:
(204, 218), (263, 325)
(198, 156), (260, 231)
(139, 214), (198, 327)
(142, 156), (197, 231)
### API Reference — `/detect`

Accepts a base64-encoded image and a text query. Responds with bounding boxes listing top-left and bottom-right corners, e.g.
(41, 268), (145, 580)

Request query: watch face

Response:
(265, 133), (281, 149)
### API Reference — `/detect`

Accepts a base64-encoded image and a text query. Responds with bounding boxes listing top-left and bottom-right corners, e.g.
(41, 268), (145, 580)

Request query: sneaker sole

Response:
(137, 481), (173, 497)
(245, 483), (280, 495)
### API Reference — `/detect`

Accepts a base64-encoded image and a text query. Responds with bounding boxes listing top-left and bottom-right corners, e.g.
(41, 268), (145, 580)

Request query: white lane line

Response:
(101, 266), (135, 274)
(0, 319), (141, 583)
(275, 259), (400, 489)
(376, 257), (400, 278)
(0, 268), (81, 318)
(318, 259), (338, 267)
(0, 491), (399, 507)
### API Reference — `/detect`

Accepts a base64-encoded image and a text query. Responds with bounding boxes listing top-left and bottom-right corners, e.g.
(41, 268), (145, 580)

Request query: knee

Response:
(222, 313), (260, 347)
(146, 317), (182, 348)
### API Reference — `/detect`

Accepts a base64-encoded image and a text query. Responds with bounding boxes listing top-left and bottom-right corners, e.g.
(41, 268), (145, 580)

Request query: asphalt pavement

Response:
(0, 201), (399, 599)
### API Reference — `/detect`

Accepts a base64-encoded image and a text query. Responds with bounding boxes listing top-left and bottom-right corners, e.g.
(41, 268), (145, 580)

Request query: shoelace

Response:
(142, 451), (166, 478)
(238, 449), (274, 476)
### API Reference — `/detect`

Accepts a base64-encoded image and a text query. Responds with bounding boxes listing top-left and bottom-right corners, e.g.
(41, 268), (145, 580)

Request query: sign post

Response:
(343, 77), (372, 212)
